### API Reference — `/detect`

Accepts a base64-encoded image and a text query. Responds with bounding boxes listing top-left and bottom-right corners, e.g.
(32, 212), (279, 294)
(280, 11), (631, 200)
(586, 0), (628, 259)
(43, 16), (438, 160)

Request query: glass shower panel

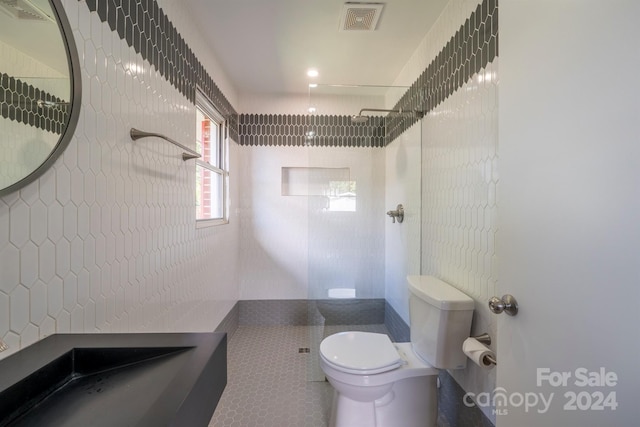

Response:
(304, 85), (417, 382)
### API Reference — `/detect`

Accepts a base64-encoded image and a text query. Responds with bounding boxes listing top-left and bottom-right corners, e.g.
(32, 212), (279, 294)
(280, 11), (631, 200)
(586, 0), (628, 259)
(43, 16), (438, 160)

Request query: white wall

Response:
(0, 0), (240, 358)
(237, 146), (310, 299)
(498, 1), (640, 425)
(237, 145), (385, 300)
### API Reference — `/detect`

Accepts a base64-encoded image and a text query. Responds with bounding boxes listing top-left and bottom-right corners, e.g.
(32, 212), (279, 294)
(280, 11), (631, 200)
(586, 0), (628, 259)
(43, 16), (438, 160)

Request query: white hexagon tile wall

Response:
(387, 0), (499, 424)
(0, 0), (241, 359)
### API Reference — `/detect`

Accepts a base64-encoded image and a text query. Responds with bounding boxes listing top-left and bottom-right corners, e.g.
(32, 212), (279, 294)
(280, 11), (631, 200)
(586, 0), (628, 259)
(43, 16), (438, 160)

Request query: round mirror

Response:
(0, 0), (81, 197)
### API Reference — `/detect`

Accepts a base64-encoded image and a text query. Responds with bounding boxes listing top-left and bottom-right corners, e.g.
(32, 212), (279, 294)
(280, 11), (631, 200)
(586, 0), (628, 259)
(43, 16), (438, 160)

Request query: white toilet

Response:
(319, 275), (474, 427)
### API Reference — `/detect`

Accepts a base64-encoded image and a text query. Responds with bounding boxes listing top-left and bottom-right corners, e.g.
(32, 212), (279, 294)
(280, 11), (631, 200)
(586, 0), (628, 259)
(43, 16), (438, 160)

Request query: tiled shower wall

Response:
(421, 64), (498, 426)
(383, 121), (422, 327)
(0, 0), (240, 358)
(237, 145), (385, 301)
(388, 0), (499, 423)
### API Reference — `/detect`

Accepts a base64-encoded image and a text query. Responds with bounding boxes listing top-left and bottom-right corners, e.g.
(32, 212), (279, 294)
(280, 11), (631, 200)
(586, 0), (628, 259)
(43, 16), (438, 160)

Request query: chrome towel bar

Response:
(130, 128), (201, 161)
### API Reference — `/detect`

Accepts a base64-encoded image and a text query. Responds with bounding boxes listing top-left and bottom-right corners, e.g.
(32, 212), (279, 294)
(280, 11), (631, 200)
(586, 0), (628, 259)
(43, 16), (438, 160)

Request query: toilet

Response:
(319, 275), (474, 427)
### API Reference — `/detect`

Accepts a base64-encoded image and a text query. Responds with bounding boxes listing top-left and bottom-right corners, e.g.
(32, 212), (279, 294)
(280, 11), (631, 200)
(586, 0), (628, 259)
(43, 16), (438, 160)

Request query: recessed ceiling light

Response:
(308, 83), (318, 88)
(307, 69), (319, 78)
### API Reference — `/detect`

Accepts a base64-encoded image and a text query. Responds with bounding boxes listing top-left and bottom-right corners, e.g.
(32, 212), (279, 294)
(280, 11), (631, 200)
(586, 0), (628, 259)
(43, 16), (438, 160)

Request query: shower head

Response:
(351, 108), (398, 123)
(350, 108), (423, 123)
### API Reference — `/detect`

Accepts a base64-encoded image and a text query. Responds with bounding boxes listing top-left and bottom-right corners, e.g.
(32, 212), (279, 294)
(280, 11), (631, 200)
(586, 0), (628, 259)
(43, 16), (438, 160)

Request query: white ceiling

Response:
(185, 0), (448, 99)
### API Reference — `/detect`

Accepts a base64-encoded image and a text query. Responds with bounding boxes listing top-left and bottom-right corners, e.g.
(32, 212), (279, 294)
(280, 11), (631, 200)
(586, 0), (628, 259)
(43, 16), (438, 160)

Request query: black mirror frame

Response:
(0, 0), (82, 198)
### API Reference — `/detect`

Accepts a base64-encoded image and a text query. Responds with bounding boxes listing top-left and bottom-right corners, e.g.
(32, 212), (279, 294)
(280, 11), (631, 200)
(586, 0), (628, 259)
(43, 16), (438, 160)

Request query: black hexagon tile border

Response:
(388, 0), (498, 143)
(80, 0), (239, 141)
(238, 114), (386, 148)
(239, 0), (498, 147)
(80, 0), (497, 148)
(0, 72), (68, 135)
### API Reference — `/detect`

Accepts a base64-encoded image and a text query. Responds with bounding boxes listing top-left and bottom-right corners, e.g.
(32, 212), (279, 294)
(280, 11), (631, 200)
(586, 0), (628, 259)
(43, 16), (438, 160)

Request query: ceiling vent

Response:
(339, 2), (384, 32)
(0, 0), (54, 22)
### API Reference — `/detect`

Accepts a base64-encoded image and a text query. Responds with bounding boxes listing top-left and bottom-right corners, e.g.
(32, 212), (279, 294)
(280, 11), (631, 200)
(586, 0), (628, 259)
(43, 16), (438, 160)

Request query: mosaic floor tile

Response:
(209, 324), (389, 427)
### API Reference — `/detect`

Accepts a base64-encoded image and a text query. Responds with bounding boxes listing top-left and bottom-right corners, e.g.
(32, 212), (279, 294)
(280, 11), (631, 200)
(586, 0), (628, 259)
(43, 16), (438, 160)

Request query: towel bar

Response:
(130, 128), (201, 161)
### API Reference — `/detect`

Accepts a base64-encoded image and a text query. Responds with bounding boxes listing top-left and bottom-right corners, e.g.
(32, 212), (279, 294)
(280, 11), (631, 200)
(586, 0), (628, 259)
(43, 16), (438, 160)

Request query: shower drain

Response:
(298, 347), (310, 353)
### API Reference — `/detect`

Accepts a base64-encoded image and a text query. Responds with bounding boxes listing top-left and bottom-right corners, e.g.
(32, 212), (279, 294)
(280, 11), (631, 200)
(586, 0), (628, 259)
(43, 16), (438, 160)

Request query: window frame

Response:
(195, 89), (229, 227)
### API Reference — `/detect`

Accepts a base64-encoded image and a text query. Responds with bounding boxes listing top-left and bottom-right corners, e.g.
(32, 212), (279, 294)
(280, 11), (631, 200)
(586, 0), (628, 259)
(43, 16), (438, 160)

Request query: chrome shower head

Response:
(350, 108), (424, 124)
(351, 108), (396, 124)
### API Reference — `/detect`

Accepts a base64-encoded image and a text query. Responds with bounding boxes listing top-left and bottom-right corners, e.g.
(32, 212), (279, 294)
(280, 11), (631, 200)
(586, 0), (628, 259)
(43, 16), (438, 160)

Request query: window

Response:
(195, 91), (228, 226)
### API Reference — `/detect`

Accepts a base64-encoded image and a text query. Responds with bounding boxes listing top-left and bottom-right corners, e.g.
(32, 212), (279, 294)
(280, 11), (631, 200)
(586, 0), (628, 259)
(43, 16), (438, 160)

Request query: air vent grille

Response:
(339, 2), (384, 32)
(0, 0), (54, 22)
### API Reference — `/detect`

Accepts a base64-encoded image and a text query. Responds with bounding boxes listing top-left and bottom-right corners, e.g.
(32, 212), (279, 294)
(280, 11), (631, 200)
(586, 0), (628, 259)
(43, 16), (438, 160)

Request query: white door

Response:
(497, 1), (640, 426)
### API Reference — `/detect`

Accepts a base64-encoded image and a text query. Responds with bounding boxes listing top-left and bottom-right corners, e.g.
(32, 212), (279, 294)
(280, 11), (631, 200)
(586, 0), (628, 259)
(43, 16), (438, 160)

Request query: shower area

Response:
(299, 84), (424, 380)
(236, 82), (423, 380)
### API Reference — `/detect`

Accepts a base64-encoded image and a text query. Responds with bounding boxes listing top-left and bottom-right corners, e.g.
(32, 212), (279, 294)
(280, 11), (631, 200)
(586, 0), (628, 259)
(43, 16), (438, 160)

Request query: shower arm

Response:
(358, 108), (400, 116)
(356, 108), (424, 118)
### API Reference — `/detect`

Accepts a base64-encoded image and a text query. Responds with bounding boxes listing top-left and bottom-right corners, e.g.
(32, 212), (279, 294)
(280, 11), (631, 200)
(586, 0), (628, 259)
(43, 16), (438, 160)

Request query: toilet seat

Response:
(319, 332), (404, 375)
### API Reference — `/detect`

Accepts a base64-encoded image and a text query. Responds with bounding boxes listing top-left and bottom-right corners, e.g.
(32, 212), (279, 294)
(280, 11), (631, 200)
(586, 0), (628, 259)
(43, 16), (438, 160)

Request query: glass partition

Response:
(303, 84), (422, 381)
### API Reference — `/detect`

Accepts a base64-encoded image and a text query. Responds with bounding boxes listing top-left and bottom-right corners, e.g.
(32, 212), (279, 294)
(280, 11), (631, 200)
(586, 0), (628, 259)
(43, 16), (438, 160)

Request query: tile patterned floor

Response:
(209, 324), (389, 427)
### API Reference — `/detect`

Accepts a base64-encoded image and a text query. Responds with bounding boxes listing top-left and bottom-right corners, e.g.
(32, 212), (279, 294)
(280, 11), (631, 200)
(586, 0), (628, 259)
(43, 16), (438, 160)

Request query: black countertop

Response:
(0, 332), (227, 427)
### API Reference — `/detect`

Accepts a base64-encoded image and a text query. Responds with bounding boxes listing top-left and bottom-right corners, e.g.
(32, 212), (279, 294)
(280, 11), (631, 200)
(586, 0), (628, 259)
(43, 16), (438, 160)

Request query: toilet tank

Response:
(407, 276), (474, 369)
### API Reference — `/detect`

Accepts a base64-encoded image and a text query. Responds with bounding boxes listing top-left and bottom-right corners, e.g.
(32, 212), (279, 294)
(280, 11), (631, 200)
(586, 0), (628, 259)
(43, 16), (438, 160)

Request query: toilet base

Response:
(329, 390), (377, 427)
(328, 375), (437, 427)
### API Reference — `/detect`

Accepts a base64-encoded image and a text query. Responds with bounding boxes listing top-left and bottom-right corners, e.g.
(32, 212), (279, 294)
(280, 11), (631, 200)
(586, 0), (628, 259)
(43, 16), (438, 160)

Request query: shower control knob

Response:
(386, 204), (404, 223)
(489, 295), (519, 316)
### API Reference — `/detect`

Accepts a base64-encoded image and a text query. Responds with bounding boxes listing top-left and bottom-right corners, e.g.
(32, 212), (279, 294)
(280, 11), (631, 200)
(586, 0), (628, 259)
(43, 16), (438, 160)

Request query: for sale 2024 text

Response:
(537, 367), (618, 412)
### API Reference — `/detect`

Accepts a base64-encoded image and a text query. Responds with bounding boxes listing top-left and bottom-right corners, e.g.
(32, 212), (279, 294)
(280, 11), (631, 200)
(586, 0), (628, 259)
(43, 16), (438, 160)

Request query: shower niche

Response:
(282, 167), (355, 212)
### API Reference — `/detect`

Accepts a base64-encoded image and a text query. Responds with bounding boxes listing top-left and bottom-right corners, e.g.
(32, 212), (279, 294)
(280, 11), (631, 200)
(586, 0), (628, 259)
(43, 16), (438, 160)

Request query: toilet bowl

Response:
(319, 332), (438, 427)
(319, 276), (475, 427)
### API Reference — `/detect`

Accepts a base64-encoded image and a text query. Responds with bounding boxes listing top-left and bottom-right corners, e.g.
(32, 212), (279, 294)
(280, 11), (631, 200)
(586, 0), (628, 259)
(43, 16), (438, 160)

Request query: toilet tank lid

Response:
(407, 276), (475, 311)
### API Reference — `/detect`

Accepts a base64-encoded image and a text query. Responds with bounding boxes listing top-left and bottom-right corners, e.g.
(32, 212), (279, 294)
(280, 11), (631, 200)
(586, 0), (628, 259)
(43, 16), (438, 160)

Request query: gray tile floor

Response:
(209, 324), (389, 427)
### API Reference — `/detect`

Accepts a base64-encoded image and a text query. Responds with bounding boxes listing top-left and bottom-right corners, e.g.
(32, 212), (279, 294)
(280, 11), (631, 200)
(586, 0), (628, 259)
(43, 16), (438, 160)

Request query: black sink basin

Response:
(0, 333), (226, 427)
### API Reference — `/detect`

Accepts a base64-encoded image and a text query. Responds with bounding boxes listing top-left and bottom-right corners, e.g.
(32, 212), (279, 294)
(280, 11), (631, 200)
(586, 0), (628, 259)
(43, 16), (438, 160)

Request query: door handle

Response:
(489, 294), (519, 316)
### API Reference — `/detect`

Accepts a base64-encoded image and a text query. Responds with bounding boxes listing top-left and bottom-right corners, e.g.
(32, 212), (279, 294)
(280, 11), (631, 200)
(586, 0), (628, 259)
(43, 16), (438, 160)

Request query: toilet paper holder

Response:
(473, 333), (492, 345)
(471, 333), (497, 366)
(483, 353), (497, 366)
